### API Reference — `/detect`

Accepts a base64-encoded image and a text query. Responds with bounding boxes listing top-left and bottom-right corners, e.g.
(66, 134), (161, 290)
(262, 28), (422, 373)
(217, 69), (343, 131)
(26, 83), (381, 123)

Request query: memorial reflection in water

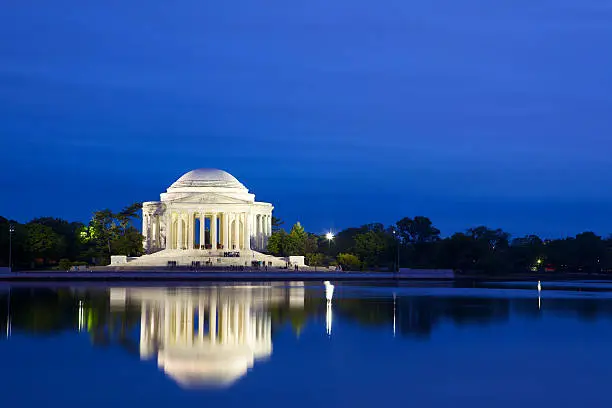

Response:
(109, 284), (307, 389)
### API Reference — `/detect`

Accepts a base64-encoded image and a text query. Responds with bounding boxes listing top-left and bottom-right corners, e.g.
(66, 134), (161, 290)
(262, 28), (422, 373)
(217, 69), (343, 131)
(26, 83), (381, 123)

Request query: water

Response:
(1, 280), (612, 407)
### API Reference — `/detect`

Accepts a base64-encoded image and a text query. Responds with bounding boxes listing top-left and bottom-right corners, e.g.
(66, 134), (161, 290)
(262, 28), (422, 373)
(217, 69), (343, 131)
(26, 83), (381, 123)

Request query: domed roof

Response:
(169, 168), (246, 190)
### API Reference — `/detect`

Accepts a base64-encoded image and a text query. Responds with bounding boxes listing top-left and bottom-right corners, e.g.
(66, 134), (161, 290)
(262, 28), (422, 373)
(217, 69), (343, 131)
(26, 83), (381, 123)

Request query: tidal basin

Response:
(2, 280), (612, 407)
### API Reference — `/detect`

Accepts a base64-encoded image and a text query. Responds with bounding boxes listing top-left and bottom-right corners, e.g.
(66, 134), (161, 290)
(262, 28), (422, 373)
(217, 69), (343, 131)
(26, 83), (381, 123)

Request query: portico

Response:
(159, 208), (271, 251)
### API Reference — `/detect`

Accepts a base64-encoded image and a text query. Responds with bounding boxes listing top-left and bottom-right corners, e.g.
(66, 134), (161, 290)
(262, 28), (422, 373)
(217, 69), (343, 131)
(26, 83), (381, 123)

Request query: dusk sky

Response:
(1, 0), (611, 238)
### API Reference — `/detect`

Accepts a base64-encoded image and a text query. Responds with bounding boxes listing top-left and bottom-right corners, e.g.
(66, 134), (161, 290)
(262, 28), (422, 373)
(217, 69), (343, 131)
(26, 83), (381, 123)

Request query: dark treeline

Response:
(0, 203), (142, 270)
(2, 209), (612, 275)
(268, 216), (612, 275)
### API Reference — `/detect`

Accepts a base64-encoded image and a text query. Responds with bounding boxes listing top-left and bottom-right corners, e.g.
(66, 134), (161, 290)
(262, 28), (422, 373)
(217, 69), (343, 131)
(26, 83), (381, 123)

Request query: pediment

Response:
(168, 193), (251, 205)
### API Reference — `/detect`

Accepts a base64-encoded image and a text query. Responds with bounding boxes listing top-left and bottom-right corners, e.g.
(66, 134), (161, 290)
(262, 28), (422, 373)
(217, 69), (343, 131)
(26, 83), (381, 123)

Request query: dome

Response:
(169, 168), (246, 190)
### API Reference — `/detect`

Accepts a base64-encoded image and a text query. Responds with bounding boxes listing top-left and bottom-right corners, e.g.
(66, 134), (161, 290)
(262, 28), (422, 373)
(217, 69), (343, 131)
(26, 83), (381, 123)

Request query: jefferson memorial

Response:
(112, 168), (302, 268)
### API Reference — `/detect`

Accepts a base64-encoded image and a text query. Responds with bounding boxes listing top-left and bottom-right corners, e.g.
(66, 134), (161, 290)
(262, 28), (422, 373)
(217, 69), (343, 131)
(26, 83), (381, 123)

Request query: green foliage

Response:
(80, 203), (143, 264)
(266, 222), (317, 256)
(267, 230), (289, 256)
(25, 223), (66, 263)
(354, 230), (388, 268)
(286, 222), (307, 255)
(305, 252), (324, 270)
(58, 259), (72, 271)
(112, 226), (144, 257)
(271, 216), (284, 232)
(337, 253), (361, 271)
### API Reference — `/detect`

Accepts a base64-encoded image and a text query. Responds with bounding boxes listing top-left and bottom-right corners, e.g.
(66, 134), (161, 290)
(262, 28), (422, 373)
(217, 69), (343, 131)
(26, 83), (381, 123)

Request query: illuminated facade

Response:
(112, 168), (303, 267)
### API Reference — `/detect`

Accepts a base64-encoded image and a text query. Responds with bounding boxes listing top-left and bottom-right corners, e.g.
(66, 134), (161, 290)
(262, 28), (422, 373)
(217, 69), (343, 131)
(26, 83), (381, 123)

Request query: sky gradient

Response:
(1, 0), (611, 238)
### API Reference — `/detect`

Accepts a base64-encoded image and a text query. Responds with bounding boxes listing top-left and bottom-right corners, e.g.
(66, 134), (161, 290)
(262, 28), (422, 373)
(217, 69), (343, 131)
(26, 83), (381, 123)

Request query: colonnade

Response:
(143, 208), (273, 253)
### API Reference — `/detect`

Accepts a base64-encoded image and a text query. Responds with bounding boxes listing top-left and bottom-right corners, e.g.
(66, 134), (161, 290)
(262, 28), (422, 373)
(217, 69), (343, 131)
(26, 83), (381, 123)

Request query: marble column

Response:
(262, 215), (267, 246)
(222, 213), (229, 250)
(244, 213), (250, 250)
(143, 214), (150, 252)
(187, 212), (194, 250)
(261, 215), (266, 242)
(257, 214), (263, 250)
(199, 211), (205, 249)
(150, 215), (159, 249)
(177, 212), (184, 250)
(165, 213), (172, 249)
(261, 215), (265, 236)
(268, 214), (272, 236)
(265, 214), (271, 247)
(261, 215), (265, 249)
(233, 213), (240, 250)
(211, 212), (218, 250)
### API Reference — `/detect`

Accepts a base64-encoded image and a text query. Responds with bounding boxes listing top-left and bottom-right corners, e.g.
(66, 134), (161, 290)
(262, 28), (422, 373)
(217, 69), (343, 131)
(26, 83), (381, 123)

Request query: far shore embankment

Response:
(0, 268), (609, 284)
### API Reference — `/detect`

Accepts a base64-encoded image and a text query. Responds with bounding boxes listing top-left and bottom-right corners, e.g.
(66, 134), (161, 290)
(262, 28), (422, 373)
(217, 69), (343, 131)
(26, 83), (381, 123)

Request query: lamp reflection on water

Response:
(538, 281), (542, 310)
(324, 281), (334, 336)
(78, 301), (85, 332)
(393, 292), (396, 338)
(110, 284), (305, 389)
(5, 288), (10, 339)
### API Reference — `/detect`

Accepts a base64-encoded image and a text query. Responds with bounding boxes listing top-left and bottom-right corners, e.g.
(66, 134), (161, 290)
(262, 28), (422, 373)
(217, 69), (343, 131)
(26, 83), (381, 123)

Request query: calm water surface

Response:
(1, 280), (612, 407)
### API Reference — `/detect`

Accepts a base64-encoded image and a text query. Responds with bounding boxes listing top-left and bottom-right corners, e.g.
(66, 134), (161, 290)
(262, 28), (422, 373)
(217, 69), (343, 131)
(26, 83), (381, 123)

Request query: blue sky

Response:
(1, 0), (611, 238)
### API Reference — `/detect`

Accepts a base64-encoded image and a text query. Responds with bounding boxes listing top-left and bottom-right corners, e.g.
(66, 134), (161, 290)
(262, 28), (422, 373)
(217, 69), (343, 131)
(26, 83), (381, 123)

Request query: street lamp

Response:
(8, 224), (15, 272)
(326, 232), (334, 248)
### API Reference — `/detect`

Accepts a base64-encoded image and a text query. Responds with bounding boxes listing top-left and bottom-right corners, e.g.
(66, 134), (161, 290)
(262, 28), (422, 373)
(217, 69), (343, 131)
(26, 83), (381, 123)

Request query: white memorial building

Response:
(112, 168), (303, 268)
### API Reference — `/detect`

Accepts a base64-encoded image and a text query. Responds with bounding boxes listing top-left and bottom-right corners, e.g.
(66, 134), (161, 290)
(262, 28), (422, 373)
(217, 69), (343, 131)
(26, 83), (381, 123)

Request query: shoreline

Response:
(0, 271), (434, 282)
(0, 270), (610, 283)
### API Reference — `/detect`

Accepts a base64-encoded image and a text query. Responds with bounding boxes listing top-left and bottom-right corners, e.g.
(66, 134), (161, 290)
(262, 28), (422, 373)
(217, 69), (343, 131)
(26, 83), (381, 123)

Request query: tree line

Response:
(266, 216), (612, 275)
(2, 208), (612, 274)
(0, 203), (143, 270)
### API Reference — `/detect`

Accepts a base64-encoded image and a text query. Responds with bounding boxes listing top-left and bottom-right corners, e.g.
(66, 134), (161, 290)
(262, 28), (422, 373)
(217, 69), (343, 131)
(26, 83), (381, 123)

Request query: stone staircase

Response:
(123, 249), (294, 268)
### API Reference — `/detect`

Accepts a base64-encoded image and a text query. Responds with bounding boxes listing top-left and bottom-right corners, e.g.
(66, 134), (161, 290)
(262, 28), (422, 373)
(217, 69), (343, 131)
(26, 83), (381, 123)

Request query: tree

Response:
(270, 222), (314, 256)
(395, 216), (440, 244)
(79, 204), (143, 264)
(337, 253), (361, 271)
(510, 235), (544, 272)
(288, 222), (308, 254)
(467, 226), (510, 251)
(573, 232), (606, 273)
(29, 217), (84, 260)
(305, 253), (324, 270)
(112, 227), (144, 257)
(84, 209), (116, 258)
(116, 203), (142, 229)
(267, 230), (289, 256)
(25, 223), (66, 265)
(354, 230), (388, 268)
(271, 216), (284, 232)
